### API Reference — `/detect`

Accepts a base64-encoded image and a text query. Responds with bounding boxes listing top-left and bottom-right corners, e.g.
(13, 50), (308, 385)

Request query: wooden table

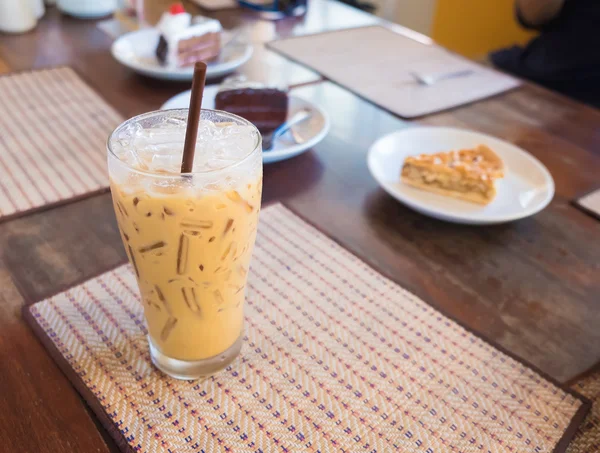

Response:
(0, 2), (599, 452)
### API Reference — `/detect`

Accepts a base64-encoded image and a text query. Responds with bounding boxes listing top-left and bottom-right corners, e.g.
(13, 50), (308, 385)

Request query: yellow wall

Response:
(431, 0), (537, 58)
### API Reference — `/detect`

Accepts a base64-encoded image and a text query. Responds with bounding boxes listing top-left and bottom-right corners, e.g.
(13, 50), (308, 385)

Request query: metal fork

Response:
(410, 69), (474, 86)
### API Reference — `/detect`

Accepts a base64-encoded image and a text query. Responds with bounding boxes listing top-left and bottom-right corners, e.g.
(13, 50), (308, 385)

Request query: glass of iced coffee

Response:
(107, 109), (261, 379)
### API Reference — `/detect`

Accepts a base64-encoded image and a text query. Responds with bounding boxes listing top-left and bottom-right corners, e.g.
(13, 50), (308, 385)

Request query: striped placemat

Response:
(567, 367), (600, 452)
(26, 204), (589, 453)
(0, 67), (122, 222)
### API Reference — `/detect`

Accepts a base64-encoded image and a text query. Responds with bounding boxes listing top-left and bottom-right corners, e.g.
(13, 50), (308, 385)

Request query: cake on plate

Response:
(401, 144), (505, 205)
(155, 3), (222, 67)
(214, 76), (288, 133)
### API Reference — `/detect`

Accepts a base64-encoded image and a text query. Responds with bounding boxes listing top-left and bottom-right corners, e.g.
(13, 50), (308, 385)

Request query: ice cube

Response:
(112, 119), (258, 174)
(163, 116), (188, 127)
(150, 152), (185, 173)
(144, 178), (187, 196)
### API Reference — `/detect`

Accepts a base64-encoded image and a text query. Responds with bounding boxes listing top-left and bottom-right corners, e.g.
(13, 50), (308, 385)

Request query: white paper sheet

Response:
(577, 188), (600, 220)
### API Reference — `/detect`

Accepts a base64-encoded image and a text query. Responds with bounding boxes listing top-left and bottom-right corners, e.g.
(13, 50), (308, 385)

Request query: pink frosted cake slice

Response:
(155, 3), (222, 68)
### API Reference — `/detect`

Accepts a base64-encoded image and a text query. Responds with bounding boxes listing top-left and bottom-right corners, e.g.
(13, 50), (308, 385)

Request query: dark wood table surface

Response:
(0, 2), (599, 452)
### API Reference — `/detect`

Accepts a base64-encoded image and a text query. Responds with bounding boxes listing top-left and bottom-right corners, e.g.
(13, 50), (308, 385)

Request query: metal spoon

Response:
(262, 108), (312, 151)
(410, 69), (474, 86)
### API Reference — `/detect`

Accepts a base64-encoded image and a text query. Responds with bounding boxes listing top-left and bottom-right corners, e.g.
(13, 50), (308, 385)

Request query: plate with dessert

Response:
(161, 77), (330, 164)
(367, 127), (554, 224)
(111, 3), (253, 81)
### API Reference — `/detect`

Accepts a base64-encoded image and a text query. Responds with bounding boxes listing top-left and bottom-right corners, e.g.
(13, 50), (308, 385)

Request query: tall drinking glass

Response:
(107, 109), (262, 379)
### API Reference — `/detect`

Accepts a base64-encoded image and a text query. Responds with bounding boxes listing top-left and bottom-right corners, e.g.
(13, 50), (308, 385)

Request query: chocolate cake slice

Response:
(215, 77), (288, 133)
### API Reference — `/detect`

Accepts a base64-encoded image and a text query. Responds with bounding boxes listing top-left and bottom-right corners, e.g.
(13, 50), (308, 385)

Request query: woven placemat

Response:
(26, 204), (589, 452)
(0, 67), (123, 222)
(567, 366), (600, 452)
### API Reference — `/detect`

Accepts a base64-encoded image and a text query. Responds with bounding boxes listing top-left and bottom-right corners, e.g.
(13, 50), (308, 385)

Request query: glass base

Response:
(148, 334), (243, 380)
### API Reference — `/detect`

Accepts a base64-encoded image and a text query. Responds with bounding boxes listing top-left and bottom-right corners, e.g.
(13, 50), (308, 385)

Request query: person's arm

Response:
(516, 0), (565, 28)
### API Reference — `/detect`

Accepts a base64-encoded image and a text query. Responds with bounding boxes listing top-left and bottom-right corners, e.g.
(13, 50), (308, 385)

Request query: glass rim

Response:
(107, 108), (262, 178)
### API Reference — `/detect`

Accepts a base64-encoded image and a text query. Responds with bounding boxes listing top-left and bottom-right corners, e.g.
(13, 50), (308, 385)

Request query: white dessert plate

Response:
(161, 85), (330, 164)
(367, 127), (554, 225)
(111, 28), (253, 81)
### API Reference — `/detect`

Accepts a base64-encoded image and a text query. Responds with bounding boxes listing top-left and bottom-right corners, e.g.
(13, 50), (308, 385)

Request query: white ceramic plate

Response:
(367, 127), (554, 225)
(111, 28), (253, 81)
(161, 85), (330, 164)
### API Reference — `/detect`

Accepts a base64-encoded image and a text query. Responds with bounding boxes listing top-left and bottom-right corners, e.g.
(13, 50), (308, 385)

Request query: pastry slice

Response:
(401, 145), (504, 205)
(215, 76), (288, 133)
(155, 4), (222, 67)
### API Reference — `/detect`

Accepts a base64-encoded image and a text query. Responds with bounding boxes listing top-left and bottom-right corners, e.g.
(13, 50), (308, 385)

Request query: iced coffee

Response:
(107, 109), (261, 379)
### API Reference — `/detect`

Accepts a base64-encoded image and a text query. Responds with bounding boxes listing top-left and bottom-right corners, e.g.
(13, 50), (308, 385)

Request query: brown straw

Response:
(181, 62), (207, 173)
